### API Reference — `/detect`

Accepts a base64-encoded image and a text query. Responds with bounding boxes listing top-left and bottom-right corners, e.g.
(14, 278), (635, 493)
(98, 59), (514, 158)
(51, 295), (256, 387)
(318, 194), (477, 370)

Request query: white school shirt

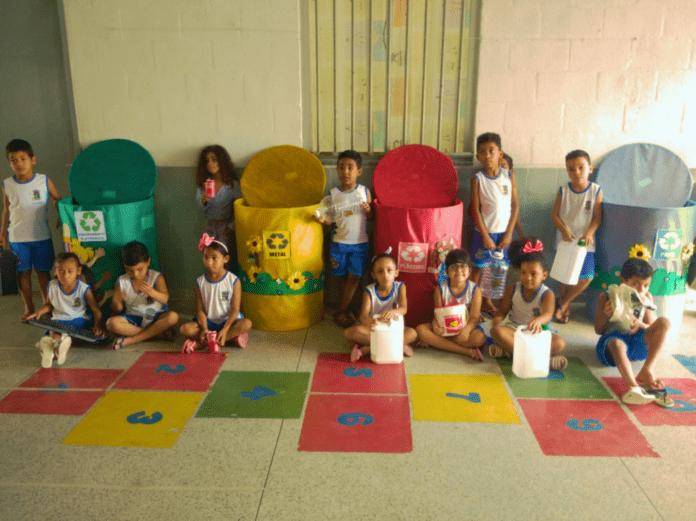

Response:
(508, 282), (551, 326)
(48, 279), (90, 321)
(475, 168), (512, 234)
(196, 271), (241, 325)
(330, 184), (369, 244)
(366, 281), (403, 317)
(2, 173), (51, 242)
(117, 270), (165, 327)
(555, 182), (601, 253)
(439, 280), (477, 307)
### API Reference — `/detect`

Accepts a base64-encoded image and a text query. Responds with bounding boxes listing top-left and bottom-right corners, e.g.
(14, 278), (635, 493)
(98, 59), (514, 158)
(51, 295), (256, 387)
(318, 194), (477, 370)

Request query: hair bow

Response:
(198, 233), (215, 251)
(522, 240), (543, 253)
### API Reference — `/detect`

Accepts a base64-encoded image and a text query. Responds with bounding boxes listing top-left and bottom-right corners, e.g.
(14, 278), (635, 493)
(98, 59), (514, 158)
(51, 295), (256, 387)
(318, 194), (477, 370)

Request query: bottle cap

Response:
(578, 240), (586, 246)
(541, 324), (550, 331)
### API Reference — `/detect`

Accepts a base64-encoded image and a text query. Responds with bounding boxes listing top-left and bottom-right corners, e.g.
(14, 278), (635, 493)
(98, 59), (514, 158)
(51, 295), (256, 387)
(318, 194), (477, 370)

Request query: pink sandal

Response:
(206, 331), (220, 353)
(234, 333), (249, 348)
(182, 339), (197, 354)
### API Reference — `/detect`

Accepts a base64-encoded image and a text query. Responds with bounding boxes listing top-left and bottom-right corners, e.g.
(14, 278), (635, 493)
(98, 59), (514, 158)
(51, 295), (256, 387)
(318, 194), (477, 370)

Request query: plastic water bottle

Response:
(480, 250), (509, 299)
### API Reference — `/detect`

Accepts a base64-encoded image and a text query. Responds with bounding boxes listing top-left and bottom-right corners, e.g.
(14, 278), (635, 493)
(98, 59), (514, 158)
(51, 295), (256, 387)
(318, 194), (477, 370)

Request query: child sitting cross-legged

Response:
(489, 238), (567, 370)
(344, 250), (416, 361)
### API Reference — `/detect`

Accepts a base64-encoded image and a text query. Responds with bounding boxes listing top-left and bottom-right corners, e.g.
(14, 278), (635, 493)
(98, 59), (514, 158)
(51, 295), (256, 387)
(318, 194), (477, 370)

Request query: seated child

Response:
(27, 252), (104, 368)
(179, 234), (252, 353)
(594, 258), (671, 405)
(344, 250), (416, 361)
(415, 249), (486, 361)
(489, 239), (567, 370)
(107, 241), (179, 349)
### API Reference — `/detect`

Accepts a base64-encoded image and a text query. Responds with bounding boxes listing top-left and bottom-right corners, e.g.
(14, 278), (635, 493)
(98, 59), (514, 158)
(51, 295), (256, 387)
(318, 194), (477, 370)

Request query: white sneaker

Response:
(56, 334), (72, 365)
(38, 337), (55, 368)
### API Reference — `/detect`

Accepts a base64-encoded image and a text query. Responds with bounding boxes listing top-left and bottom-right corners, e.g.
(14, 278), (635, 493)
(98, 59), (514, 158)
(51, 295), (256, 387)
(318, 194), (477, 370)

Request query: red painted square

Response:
(20, 368), (123, 390)
(310, 353), (407, 394)
(603, 378), (696, 426)
(0, 390), (104, 415)
(298, 394), (412, 453)
(113, 352), (226, 392)
(518, 399), (658, 457)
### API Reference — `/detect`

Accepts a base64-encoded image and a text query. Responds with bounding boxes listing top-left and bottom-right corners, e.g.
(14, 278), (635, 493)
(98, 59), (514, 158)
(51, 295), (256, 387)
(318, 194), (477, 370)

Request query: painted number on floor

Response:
(155, 364), (186, 374)
(446, 392), (481, 403)
(343, 368), (373, 378)
(337, 413), (374, 426)
(566, 419), (603, 431)
(127, 411), (164, 425)
(240, 386), (277, 401)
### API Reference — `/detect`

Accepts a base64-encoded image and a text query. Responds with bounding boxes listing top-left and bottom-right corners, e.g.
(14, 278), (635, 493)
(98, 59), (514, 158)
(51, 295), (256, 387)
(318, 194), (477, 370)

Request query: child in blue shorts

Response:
(107, 241), (179, 349)
(469, 132), (519, 316)
(27, 252), (105, 368)
(2, 139), (62, 320)
(594, 258), (671, 405)
(314, 150), (372, 327)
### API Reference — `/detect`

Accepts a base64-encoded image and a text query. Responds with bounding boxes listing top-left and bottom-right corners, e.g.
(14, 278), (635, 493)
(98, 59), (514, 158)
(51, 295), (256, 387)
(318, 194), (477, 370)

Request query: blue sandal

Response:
(112, 337), (125, 350)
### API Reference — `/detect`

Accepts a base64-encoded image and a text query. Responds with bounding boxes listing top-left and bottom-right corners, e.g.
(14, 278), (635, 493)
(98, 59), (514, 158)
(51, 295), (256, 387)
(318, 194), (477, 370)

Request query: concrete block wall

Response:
(476, 0), (696, 168)
(62, 0), (302, 166)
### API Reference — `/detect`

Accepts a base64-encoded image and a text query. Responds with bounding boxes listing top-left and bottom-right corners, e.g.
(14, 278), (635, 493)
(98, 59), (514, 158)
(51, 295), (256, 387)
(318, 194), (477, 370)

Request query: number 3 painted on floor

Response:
(337, 413), (374, 426)
(566, 418), (603, 431)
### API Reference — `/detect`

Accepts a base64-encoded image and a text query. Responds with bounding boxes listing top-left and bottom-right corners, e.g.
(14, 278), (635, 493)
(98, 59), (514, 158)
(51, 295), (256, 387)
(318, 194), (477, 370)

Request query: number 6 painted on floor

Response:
(337, 413), (374, 426)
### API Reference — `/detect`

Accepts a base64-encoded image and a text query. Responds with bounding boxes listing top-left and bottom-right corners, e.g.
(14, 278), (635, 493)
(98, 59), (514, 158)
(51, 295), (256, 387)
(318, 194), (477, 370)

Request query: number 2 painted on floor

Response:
(566, 419), (603, 431)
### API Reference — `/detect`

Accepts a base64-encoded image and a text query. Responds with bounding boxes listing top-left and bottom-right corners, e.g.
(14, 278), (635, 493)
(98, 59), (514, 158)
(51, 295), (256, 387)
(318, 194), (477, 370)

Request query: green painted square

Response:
(197, 371), (310, 419)
(498, 357), (613, 400)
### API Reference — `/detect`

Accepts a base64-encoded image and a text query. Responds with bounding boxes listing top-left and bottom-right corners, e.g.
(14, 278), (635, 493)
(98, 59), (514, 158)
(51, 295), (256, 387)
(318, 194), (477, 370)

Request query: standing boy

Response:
(470, 132), (519, 315)
(314, 150), (372, 327)
(551, 149), (603, 323)
(594, 258), (671, 405)
(2, 139), (61, 320)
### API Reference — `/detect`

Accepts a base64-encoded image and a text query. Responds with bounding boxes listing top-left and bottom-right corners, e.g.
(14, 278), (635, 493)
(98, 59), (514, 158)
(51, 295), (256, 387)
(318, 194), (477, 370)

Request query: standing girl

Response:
(196, 145), (242, 273)
(179, 234), (252, 353)
(489, 239), (567, 370)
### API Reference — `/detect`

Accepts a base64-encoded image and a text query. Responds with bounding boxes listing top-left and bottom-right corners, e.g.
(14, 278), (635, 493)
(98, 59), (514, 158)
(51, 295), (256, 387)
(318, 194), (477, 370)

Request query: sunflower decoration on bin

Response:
(246, 265), (260, 284)
(286, 271), (306, 291)
(628, 243), (651, 261)
(681, 242), (694, 262)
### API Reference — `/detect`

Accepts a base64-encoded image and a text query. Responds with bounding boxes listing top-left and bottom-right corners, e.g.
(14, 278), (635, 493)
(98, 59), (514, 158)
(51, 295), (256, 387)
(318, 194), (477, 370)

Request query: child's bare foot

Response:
(21, 308), (35, 322)
(636, 371), (664, 390)
(553, 305), (569, 324)
(350, 344), (362, 361)
(403, 344), (414, 357)
(112, 337), (125, 350)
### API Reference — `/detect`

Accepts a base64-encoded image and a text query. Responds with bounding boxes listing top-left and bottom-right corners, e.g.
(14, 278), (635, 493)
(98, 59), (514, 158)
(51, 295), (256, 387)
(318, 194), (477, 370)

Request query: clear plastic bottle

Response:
(480, 250), (509, 299)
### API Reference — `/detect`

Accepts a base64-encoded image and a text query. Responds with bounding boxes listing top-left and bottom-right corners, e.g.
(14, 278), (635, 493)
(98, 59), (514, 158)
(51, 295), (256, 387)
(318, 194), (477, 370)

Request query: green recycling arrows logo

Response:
(79, 211), (102, 232)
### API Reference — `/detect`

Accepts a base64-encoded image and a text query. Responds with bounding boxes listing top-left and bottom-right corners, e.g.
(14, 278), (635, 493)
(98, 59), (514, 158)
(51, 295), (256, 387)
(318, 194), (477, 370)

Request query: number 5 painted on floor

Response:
(337, 413), (374, 426)
(343, 367), (373, 378)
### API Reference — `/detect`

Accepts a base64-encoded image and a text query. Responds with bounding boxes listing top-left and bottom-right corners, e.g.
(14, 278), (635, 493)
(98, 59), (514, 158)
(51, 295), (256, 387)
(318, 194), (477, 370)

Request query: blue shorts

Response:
(199, 314), (244, 332)
(330, 242), (369, 277)
(122, 311), (166, 328)
(471, 230), (508, 268)
(10, 239), (55, 272)
(596, 329), (648, 366)
(578, 251), (595, 280)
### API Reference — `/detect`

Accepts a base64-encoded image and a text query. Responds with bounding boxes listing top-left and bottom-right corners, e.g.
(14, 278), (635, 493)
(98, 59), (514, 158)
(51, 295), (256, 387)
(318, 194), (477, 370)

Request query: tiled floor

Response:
(1, 292), (696, 521)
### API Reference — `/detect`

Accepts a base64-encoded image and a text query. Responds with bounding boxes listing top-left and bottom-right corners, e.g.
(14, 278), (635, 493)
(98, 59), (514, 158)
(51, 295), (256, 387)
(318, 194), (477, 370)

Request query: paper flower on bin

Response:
(286, 272), (305, 290)
(628, 244), (651, 261)
(246, 236), (263, 254)
(246, 265), (260, 283)
(681, 243), (694, 261)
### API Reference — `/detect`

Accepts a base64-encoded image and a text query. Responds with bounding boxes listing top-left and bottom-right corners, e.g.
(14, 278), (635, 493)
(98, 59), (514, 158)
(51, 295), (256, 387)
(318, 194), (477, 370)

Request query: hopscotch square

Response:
(113, 352), (226, 392)
(298, 394), (411, 453)
(604, 377), (696, 426)
(0, 390), (104, 415)
(62, 391), (203, 448)
(519, 399), (658, 457)
(673, 355), (696, 376)
(410, 374), (520, 424)
(498, 357), (613, 400)
(310, 353), (407, 394)
(197, 371), (310, 419)
(20, 368), (123, 390)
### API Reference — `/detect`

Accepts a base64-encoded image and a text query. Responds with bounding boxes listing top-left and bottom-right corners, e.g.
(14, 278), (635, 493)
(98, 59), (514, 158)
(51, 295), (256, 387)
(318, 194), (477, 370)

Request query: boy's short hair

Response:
(6, 139), (34, 158)
(621, 258), (653, 281)
(55, 252), (81, 268)
(122, 241), (150, 267)
(337, 149), (362, 169)
(444, 249), (471, 268)
(565, 149), (591, 164)
(476, 132), (501, 151)
(502, 153), (513, 170)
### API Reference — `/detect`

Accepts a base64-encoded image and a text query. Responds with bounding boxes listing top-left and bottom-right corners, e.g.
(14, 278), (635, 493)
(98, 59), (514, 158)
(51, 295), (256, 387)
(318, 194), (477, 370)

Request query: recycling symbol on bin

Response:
(266, 233), (289, 250)
(401, 245), (425, 262)
(79, 211), (102, 232)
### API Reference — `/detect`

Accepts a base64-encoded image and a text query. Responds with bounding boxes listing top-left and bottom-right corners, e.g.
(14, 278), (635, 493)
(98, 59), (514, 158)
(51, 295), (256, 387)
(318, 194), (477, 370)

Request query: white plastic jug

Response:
(512, 326), (551, 378)
(550, 240), (587, 285)
(433, 304), (468, 337)
(370, 314), (404, 364)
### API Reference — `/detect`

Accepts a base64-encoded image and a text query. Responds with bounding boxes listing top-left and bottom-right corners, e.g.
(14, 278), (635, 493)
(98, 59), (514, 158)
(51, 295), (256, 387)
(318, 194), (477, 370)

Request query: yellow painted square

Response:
(63, 391), (204, 448)
(410, 374), (520, 424)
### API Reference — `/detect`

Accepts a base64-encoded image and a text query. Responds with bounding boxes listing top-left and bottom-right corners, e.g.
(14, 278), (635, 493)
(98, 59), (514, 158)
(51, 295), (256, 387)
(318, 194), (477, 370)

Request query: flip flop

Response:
(550, 356), (568, 371)
(181, 339), (197, 354)
(553, 305), (569, 324)
(650, 389), (675, 408)
(334, 311), (354, 328)
(488, 344), (506, 358)
(622, 386), (656, 405)
(350, 344), (362, 362)
(470, 347), (484, 362)
(112, 337), (125, 350)
(234, 333), (249, 348)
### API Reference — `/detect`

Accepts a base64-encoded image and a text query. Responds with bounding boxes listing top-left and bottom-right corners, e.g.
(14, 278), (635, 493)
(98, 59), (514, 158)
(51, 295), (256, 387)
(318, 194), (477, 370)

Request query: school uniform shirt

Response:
(2, 173), (51, 242)
(196, 271), (240, 325)
(117, 270), (166, 326)
(439, 280), (477, 307)
(555, 182), (601, 253)
(366, 281), (403, 317)
(48, 279), (90, 322)
(475, 168), (512, 234)
(330, 184), (369, 244)
(508, 282), (551, 326)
